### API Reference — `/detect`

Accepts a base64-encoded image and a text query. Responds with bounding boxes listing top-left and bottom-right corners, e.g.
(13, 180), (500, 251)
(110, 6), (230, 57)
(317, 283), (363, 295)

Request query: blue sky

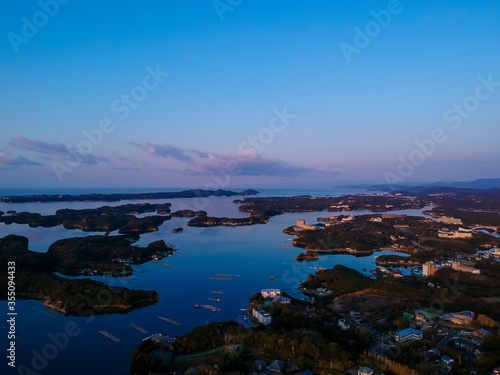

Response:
(0, 0), (499, 188)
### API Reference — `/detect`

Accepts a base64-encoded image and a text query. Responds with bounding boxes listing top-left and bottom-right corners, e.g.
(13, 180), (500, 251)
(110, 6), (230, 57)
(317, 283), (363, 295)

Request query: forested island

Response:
(187, 215), (268, 227)
(0, 203), (172, 234)
(0, 234), (174, 315)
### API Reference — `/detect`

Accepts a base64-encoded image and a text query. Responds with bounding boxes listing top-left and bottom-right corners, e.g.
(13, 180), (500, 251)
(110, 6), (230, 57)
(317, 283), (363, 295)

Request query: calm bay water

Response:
(1, 189), (418, 375)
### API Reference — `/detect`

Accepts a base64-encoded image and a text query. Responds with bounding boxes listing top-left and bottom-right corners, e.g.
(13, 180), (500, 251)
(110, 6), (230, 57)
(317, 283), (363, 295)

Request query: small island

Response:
(187, 215), (268, 227)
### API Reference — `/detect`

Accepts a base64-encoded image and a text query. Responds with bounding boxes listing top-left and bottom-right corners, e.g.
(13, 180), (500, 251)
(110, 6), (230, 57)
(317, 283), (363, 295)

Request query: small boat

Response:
(270, 276), (275, 280)
(195, 304), (200, 308)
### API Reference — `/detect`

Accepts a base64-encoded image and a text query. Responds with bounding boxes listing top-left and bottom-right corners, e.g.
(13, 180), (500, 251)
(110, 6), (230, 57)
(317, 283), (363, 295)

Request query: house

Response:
(253, 360), (267, 371)
(358, 366), (374, 375)
(427, 321), (438, 328)
(472, 328), (491, 341)
(441, 311), (475, 325)
(338, 318), (350, 330)
(424, 348), (441, 360)
(266, 359), (286, 374)
(252, 309), (272, 325)
(273, 295), (291, 304)
(414, 309), (439, 321)
(455, 338), (477, 352)
(395, 327), (423, 342)
(474, 348), (485, 357)
(442, 355), (454, 370)
(261, 289), (281, 299)
(415, 313), (427, 322)
(351, 310), (362, 323)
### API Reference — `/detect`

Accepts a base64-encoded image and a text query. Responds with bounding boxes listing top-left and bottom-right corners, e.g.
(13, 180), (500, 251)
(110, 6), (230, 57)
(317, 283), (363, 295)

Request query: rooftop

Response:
(396, 327), (422, 336)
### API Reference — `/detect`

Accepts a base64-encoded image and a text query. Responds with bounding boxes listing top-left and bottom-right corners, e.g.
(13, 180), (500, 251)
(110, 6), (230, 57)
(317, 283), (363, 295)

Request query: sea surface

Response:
(1, 188), (421, 375)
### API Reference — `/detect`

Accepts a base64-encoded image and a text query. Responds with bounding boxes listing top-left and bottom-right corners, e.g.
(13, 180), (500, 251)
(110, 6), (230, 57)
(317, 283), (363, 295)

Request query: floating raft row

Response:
(215, 274), (241, 277)
(206, 297), (221, 302)
(212, 290), (224, 294)
(283, 262), (303, 265)
(210, 277), (232, 280)
(199, 304), (222, 312)
(130, 323), (148, 334)
(158, 316), (183, 326)
(99, 331), (121, 342)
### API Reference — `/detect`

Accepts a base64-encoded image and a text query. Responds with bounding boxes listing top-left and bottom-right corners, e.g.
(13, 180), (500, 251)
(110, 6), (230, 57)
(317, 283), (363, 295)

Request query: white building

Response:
(252, 309), (272, 325)
(295, 219), (317, 231)
(423, 261), (438, 276)
(261, 288), (281, 299)
(395, 327), (423, 342)
(452, 261), (480, 275)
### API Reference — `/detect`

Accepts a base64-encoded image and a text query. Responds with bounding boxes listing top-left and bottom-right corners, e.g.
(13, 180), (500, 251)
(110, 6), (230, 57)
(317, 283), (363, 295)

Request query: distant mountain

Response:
(431, 178), (500, 189)
(240, 189), (259, 195)
(362, 178), (500, 192)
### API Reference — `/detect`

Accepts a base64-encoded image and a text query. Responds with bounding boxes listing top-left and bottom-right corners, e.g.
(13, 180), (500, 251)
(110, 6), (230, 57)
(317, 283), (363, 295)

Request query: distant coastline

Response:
(0, 188), (259, 203)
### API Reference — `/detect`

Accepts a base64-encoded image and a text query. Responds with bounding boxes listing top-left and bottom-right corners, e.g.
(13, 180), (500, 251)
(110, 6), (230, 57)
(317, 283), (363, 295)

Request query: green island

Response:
(0, 203), (172, 234)
(286, 212), (499, 262)
(187, 215), (268, 227)
(0, 234), (174, 315)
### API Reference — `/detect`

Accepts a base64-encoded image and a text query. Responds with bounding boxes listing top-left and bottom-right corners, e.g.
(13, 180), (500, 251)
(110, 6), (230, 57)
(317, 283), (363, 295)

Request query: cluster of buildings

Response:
(319, 215), (356, 227)
(337, 310), (363, 331)
(476, 248), (500, 261)
(438, 216), (463, 225)
(438, 228), (473, 239)
(452, 328), (492, 358)
(422, 260), (481, 276)
(421, 348), (455, 371)
(251, 289), (292, 326)
(328, 204), (351, 211)
(294, 219), (319, 231)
